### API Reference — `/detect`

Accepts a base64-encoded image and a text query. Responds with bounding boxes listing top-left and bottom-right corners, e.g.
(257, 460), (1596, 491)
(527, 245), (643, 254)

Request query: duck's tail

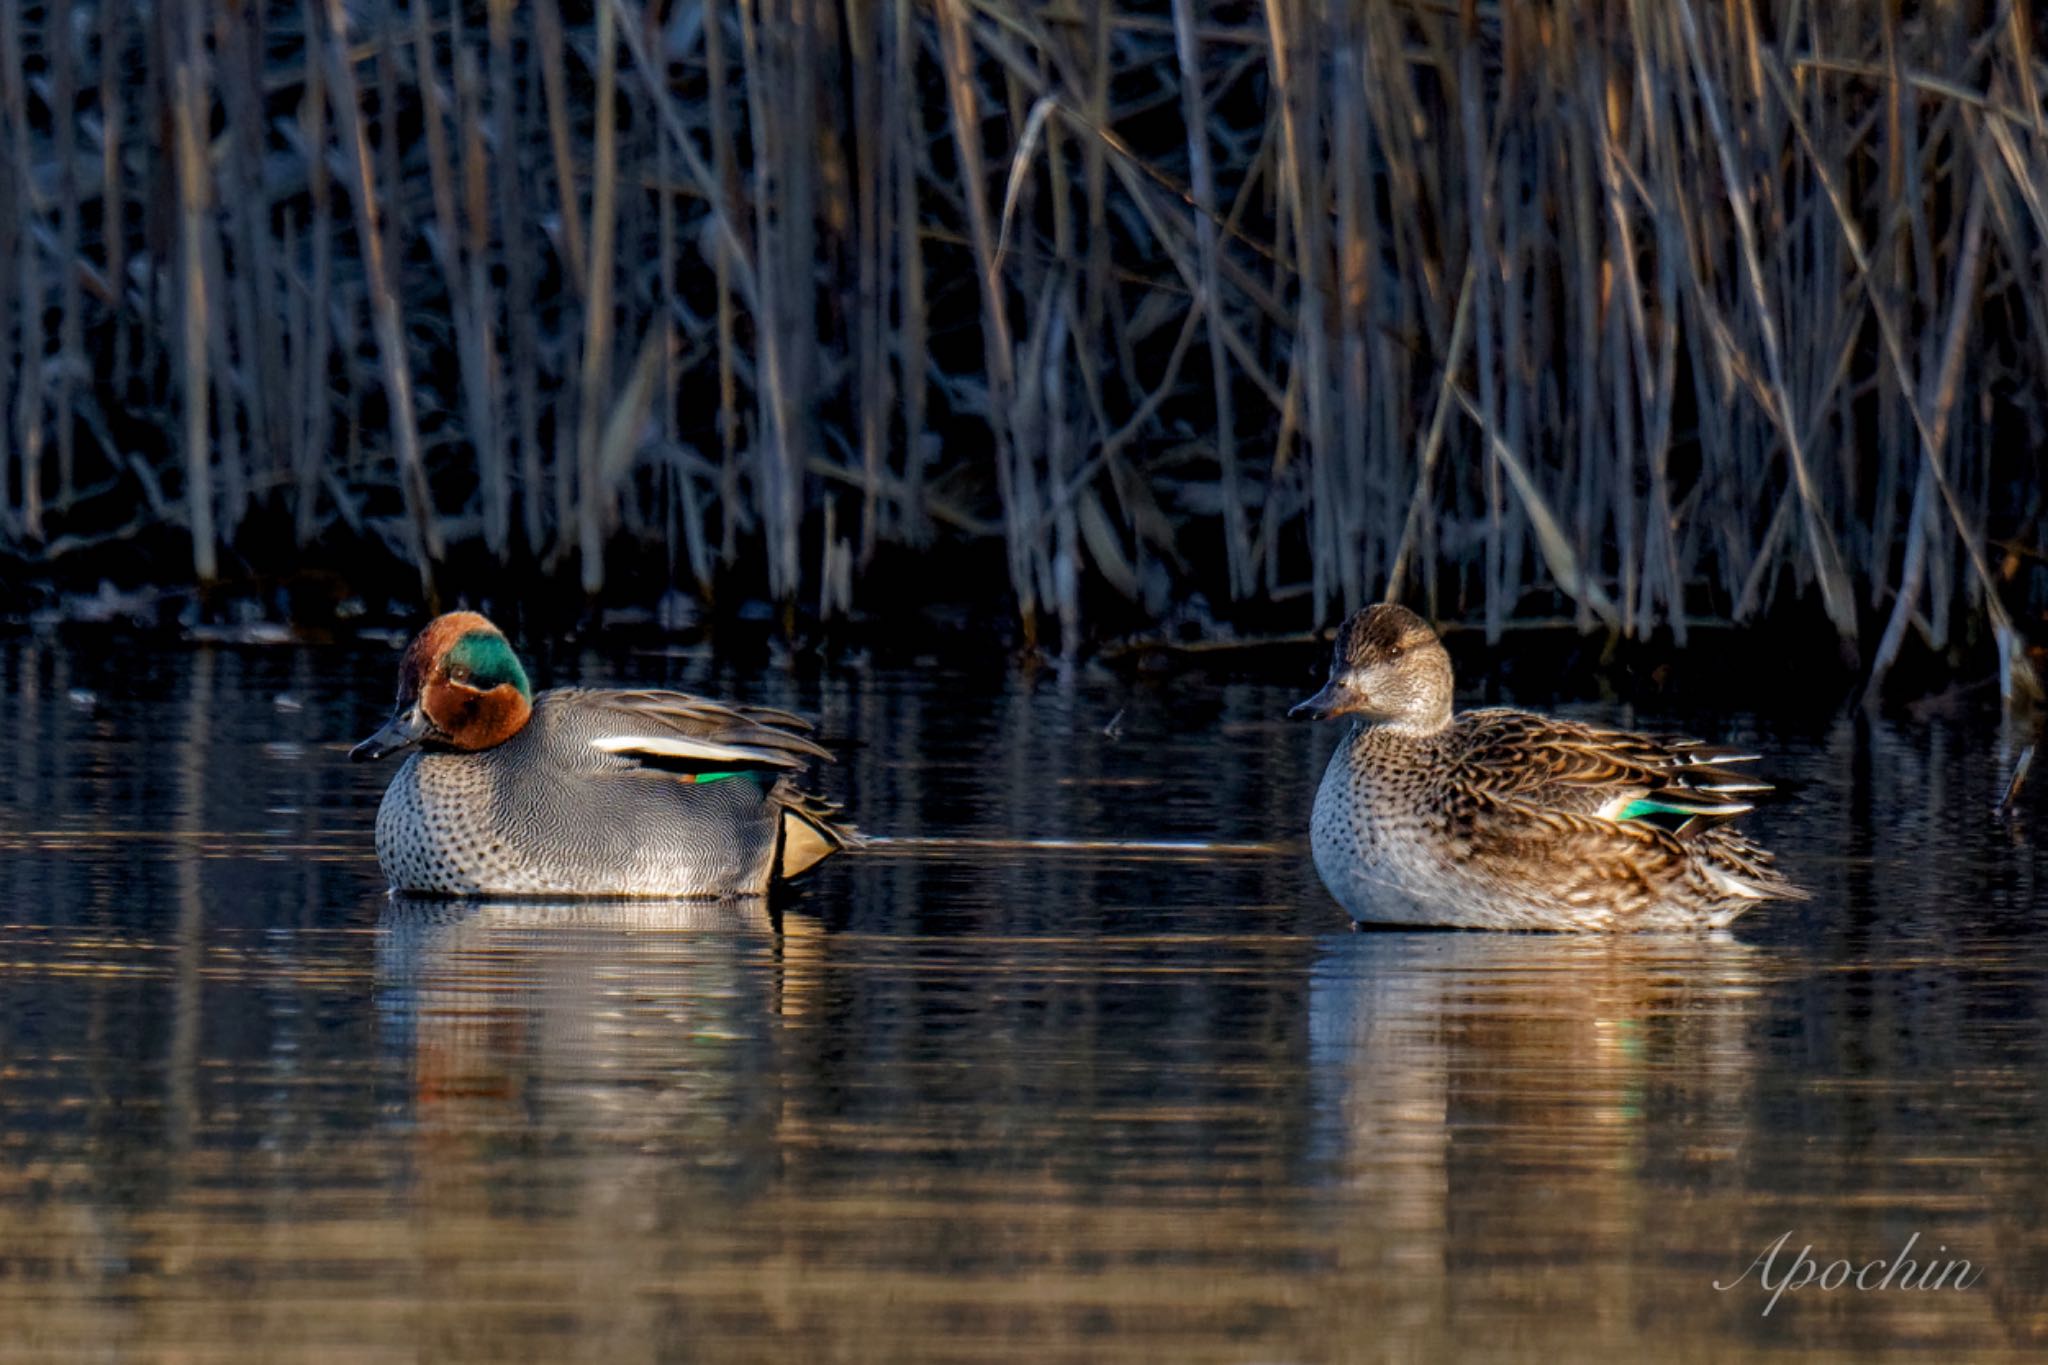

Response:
(771, 782), (864, 881)
(1691, 824), (1809, 905)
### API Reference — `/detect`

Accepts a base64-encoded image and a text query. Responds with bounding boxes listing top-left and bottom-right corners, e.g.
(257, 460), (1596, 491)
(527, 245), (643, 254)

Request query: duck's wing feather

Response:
(1438, 795), (1805, 924)
(544, 687), (832, 771)
(1448, 709), (1771, 825)
(1442, 800), (1704, 925)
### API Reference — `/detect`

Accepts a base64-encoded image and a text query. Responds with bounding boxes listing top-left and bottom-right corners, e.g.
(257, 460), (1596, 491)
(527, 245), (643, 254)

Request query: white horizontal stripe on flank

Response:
(590, 735), (784, 765)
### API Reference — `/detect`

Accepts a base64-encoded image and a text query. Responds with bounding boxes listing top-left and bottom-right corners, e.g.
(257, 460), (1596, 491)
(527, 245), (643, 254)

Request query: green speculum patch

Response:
(448, 631), (532, 698)
(1615, 798), (1701, 833)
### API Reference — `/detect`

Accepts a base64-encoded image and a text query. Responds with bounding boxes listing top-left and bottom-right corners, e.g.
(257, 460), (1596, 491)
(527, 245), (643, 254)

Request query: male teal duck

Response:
(351, 612), (856, 897)
(1288, 604), (1804, 931)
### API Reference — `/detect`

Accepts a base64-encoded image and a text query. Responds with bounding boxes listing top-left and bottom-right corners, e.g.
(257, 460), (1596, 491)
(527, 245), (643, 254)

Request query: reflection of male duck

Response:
(375, 896), (804, 1133)
(367, 897), (845, 1355)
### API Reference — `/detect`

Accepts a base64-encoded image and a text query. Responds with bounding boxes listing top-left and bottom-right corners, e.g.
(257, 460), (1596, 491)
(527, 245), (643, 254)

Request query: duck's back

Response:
(375, 689), (790, 897)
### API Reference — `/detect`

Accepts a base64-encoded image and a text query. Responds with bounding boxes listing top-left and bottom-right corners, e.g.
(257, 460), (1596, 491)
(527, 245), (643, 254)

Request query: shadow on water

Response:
(1, 637), (2046, 1358)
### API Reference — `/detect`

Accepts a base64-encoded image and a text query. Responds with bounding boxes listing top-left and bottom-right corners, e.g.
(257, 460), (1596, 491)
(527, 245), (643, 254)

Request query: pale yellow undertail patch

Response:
(778, 805), (844, 880)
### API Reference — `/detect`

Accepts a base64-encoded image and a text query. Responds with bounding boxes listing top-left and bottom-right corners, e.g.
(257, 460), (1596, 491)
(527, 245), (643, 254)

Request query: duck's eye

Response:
(448, 665), (472, 685)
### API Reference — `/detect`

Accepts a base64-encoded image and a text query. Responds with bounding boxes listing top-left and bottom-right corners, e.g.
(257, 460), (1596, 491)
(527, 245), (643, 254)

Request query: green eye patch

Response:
(447, 630), (532, 699)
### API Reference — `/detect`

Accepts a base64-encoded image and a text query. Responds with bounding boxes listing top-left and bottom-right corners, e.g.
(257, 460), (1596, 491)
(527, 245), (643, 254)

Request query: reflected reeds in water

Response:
(3, 641), (2048, 1358)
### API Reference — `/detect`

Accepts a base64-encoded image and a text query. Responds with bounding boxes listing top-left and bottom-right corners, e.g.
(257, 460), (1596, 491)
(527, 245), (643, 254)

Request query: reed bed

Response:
(1, 1), (2045, 685)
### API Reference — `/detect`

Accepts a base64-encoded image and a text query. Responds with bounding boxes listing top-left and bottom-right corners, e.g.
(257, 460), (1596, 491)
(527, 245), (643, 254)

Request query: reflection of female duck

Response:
(1309, 931), (1763, 1133)
(1306, 932), (1764, 1345)
(352, 613), (857, 898)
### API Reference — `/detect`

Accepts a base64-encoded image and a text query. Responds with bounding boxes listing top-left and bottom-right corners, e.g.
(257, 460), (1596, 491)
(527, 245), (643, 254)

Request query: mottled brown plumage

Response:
(1290, 604), (1804, 930)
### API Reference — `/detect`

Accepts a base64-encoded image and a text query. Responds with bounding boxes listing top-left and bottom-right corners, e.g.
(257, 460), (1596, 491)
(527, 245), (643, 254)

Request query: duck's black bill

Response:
(1288, 680), (1352, 721)
(351, 707), (430, 762)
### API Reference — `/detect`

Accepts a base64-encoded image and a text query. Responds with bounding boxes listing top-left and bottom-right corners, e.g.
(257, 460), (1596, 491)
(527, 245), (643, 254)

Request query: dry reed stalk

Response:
(322, 0), (442, 597)
(611, 0), (758, 299)
(574, 0), (620, 595)
(456, 45), (508, 557)
(935, 0), (1031, 630)
(533, 0), (587, 295)
(703, 0), (743, 567)
(294, 0), (332, 546)
(172, 58), (214, 582)
(1566, 56), (1602, 632)
(51, 0), (80, 510)
(1870, 180), (1988, 687)
(890, 0), (930, 546)
(1331, 21), (1379, 614)
(1385, 263), (1477, 605)
(4, 0), (43, 542)
(849, 0), (887, 563)
(1047, 291), (1082, 645)
(0, 2), (22, 543)
(1170, 0), (1249, 601)
(96, 0), (127, 398)
(483, 0), (543, 556)
(647, 41), (709, 594)
(195, 144), (244, 540)
(1263, 0), (1340, 621)
(411, 0), (504, 558)
(1457, 0), (1505, 641)
(735, 0), (806, 607)
(218, 3), (285, 505)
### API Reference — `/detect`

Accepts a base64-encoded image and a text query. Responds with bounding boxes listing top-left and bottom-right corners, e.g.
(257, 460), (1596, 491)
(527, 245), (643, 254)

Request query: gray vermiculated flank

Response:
(374, 688), (802, 897)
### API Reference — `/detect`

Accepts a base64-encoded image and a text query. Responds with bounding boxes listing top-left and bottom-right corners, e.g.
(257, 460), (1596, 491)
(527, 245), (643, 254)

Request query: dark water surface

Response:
(2, 638), (2044, 1361)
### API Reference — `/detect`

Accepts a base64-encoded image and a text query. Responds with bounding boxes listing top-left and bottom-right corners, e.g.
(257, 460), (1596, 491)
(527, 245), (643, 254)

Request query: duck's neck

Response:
(1360, 706), (1453, 741)
(1345, 717), (1451, 792)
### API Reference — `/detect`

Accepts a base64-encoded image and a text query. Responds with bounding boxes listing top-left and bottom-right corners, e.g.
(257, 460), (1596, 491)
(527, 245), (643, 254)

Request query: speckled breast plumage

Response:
(373, 691), (784, 898)
(1309, 724), (1466, 927)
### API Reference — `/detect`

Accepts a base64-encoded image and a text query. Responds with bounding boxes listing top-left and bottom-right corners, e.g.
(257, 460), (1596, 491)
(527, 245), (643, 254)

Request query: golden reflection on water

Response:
(0, 901), (2038, 1360)
(3, 641), (2046, 1359)
(0, 919), (1973, 1357)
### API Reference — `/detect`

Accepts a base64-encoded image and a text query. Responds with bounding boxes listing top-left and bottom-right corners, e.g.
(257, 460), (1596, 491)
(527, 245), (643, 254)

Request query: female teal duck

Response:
(351, 612), (856, 897)
(1289, 605), (1803, 931)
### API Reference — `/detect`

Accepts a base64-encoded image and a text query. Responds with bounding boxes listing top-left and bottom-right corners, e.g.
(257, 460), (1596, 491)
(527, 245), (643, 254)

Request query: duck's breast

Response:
(373, 750), (535, 895)
(1308, 728), (1463, 923)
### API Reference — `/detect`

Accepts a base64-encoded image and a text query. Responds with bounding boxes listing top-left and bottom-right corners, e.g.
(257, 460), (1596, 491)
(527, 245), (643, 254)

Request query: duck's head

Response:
(1288, 604), (1454, 732)
(350, 611), (534, 761)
